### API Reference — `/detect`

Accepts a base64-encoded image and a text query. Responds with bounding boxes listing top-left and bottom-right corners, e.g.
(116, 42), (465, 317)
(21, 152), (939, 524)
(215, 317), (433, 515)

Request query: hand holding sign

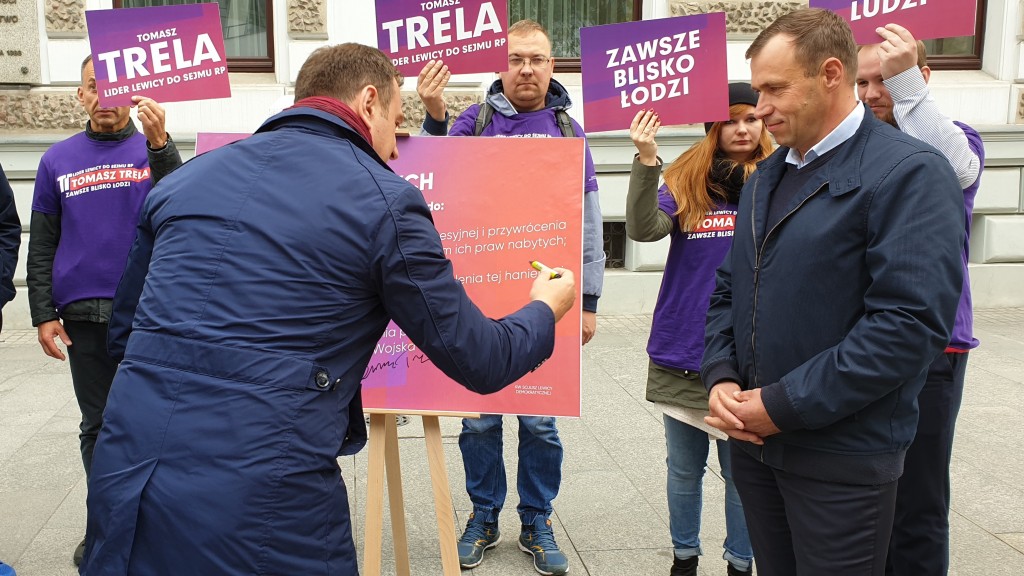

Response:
(131, 96), (168, 149)
(417, 60), (451, 122)
(874, 23), (921, 79)
(629, 110), (661, 166)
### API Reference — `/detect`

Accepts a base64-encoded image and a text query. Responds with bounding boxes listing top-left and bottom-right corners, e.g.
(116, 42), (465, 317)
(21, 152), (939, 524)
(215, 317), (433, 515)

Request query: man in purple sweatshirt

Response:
(857, 24), (984, 576)
(26, 54), (181, 567)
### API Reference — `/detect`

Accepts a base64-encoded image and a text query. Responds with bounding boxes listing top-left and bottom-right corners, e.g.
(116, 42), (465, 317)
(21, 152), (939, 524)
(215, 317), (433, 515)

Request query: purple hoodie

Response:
(949, 121), (984, 351)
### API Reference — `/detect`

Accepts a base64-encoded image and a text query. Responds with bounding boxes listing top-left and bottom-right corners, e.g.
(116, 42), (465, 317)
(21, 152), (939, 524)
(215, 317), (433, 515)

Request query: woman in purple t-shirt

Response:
(625, 83), (772, 576)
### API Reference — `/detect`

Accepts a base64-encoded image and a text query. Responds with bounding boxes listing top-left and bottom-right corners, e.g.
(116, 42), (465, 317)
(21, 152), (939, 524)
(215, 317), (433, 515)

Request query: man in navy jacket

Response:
(80, 43), (577, 576)
(0, 164), (19, 333)
(701, 9), (964, 576)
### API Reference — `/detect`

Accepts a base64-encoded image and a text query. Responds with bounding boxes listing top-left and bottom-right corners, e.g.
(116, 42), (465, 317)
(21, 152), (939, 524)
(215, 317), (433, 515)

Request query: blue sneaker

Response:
(518, 517), (568, 575)
(457, 513), (500, 569)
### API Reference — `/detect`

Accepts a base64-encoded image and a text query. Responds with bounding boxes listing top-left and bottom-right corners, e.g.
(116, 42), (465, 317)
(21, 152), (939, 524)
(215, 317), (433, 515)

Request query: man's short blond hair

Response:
(507, 19), (550, 40)
(507, 19), (553, 54)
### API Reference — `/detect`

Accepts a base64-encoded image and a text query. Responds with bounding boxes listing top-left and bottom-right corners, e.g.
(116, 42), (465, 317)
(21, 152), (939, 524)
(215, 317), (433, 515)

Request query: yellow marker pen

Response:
(529, 260), (562, 279)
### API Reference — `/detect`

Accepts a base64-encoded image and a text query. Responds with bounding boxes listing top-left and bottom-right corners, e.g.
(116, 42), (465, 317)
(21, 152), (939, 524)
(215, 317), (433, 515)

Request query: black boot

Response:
(727, 562), (753, 576)
(73, 537), (86, 567)
(670, 556), (698, 576)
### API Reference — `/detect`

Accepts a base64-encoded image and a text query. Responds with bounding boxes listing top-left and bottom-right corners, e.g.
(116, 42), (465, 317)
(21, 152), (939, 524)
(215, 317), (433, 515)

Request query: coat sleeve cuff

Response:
(421, 112), (450, 136)
(582, 294), (598, 313)
(31, 311), (59, 326)
(760, 382), (805, 432)
(701, 361), (742, 392)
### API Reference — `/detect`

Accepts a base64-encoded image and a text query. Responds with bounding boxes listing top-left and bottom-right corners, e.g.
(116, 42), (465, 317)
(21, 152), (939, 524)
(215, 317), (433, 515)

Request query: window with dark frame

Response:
(509, 0), (642, 73)
(113, 0), (274, 73)
(921, 0), (986, 71)
(603, 221), (626, 269)
(509, 0), (986, 73)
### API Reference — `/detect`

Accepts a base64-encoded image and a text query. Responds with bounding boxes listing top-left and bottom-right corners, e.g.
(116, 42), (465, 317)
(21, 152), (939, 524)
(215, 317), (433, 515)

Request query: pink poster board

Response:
(580, 13), (729, 133)
(811, 0), (979, 44)
(86, 4), (231, 107)
(362, 136), (584, 417)
(375, 0), (509, 75)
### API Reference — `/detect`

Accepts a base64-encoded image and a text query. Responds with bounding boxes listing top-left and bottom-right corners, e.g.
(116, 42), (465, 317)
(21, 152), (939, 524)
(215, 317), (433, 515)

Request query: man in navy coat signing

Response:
(80, 42), (577, 576)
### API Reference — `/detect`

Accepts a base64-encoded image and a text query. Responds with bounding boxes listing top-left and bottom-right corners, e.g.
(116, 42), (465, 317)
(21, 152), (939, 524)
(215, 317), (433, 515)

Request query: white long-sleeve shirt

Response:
(884, 66), (981, 189)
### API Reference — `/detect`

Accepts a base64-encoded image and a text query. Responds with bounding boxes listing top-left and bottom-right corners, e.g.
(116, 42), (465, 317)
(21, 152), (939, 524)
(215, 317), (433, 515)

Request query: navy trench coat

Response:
(80, 108), (556, 575)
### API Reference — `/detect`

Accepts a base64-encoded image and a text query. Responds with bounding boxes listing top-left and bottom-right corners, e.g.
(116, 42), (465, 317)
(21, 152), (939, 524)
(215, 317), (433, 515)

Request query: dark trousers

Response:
(731, 443), (898, 576)
(64, 320), (119, 480)
(886, 351), (968, 576)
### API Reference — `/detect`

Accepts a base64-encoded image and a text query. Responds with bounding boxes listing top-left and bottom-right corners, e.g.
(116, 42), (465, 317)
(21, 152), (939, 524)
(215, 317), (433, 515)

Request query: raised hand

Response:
(132, 95), (169, 149)
(629, 109), (660, 166)
(417, 60), (451, 122)
(874, 23), (921, 80)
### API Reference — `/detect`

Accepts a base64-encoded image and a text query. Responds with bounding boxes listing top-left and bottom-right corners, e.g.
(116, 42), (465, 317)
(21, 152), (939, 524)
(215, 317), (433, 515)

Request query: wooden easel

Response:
(362, 409), (479, 576)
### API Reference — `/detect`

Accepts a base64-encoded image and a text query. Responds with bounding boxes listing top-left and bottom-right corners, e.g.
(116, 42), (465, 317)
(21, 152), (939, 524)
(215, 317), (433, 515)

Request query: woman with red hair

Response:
(626, 83), (772, 576)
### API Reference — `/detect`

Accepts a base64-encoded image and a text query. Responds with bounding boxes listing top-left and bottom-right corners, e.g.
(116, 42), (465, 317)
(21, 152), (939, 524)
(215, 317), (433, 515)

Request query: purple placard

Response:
(580, 13), (728, 134)
(375, 0), (509, 75)
(811, 0), (978, 44)
(86, 4), (231, 107)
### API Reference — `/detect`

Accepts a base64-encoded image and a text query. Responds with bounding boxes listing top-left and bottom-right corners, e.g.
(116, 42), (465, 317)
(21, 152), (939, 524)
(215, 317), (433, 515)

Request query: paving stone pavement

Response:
(2, 311), (1024, 575)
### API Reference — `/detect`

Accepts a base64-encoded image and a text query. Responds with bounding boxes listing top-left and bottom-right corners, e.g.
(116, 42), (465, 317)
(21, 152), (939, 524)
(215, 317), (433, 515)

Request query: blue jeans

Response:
(459, 414), (562, 525)
(664, 414), (753, 571)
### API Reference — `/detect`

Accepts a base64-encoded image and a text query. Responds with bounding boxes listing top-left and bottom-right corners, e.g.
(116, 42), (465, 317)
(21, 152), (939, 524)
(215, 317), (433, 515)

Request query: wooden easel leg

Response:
(385, 415), (411, 576)
(363, 413), (387, 576)
(423, 415), (461, 576)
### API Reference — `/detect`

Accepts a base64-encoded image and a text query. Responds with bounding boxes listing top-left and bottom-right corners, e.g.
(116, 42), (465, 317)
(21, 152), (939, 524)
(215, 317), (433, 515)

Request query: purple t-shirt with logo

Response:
(649, 186), (738, 371)
(32, 131), (154, 313)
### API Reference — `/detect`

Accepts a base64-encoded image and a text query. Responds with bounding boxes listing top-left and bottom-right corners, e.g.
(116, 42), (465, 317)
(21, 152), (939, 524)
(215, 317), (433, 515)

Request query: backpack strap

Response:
(474, 101), (577, 138)
(473, 102), (495, 136)
(555, 109), (577, 138)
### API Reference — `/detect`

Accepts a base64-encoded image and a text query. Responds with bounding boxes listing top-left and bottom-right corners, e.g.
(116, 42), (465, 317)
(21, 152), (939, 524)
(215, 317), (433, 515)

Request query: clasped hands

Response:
(704, 381), (781, 445)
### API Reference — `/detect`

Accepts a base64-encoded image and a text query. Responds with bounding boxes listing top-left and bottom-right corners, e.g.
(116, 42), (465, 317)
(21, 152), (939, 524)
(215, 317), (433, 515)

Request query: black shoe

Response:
(670, 556), (698, 576)
(727, 563), (752, 576)
(73, 537), (86, 567)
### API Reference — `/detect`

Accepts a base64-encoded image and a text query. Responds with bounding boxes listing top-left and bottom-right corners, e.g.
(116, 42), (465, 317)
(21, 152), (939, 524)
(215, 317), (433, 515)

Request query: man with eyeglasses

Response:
(418, 18), (605, 576)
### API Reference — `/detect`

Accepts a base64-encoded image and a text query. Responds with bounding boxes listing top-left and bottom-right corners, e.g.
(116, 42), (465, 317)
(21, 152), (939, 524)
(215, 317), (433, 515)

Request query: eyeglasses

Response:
(508, 55), (551, 70)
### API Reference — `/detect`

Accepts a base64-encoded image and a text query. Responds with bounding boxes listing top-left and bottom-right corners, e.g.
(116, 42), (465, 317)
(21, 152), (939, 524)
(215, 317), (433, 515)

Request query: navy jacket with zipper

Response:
(702, 106), (964, 485)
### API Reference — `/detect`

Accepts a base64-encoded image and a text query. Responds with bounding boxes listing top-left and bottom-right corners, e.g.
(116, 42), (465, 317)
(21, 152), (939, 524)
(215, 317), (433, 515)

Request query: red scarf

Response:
(290, 96), (373, 147)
